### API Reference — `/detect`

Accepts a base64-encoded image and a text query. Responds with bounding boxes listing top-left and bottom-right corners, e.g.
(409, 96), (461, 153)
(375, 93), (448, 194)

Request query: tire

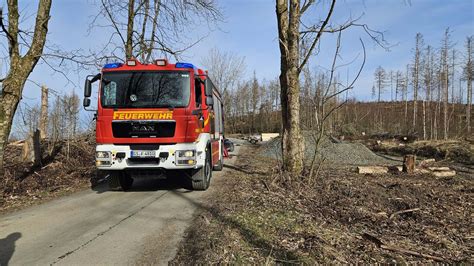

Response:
(191, 148), (212, 190)
(108, 171), (134, 191)
(213, 144), (224, 171)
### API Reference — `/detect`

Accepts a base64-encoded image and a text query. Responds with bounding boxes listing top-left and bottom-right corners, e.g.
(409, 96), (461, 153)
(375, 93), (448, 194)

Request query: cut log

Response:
(432, 170), (456, 177)
(428, 166), (450, 171)
(419, 158), (435, 167)
(415, 168), (431, 174)
(403, 155), (416, 174)
(357, 166), (388, 174)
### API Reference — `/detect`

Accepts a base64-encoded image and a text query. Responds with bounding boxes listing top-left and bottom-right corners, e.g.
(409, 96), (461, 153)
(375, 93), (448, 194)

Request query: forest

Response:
(218, 30), (472, 140)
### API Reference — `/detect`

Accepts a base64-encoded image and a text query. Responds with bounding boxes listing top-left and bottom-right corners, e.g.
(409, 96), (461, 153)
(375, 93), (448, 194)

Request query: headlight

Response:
(96, 160), (111, 166)
(177, 150), (195, 158)
(96, 151), (110, 159)
(176, 150), (196, 165)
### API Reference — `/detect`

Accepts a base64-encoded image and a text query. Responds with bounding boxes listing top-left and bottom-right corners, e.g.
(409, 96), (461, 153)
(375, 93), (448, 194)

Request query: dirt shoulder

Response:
(172, 144), (473, 264)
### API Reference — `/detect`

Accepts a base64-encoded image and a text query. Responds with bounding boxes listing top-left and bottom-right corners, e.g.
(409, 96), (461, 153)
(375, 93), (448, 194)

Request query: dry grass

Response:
(172, 144), (473, 264)
(1, 137), (97, 214)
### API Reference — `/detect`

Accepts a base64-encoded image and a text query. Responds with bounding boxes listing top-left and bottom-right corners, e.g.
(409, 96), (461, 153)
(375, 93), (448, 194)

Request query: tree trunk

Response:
(39, 85), (48, 139)
(422, 100), (426, 140)
(468, 78), (472, 135)
(0, 0), (52, 175)
(126, 0), (135, 59)
(276, 0), (305, 175)
(467, 37), (472, 135)
(1, 76), (26, 175)
(443, 72), (449, 140)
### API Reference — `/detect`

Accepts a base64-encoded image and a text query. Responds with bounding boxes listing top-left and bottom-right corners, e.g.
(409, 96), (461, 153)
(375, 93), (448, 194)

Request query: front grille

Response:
(129, 144), (160, 150)
(112, 121), (175, 138)
(126, 168), (166, 179)
(127, 158), (161, 165)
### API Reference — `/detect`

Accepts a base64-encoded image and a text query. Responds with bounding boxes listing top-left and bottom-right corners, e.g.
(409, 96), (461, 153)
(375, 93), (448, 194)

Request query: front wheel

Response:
(191, 149), (212, 190)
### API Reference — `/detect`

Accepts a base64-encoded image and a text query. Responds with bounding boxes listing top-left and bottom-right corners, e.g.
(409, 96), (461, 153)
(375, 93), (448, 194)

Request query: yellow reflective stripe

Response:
(204, 115), (210, 126)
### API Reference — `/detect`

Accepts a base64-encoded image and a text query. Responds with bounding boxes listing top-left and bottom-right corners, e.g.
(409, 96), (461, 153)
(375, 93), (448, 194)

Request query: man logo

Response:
(132, 125), (155, 132)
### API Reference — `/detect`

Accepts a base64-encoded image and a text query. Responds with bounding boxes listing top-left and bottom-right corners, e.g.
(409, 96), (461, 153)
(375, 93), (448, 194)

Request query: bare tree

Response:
(423, 45), (435, 140)
(394, 70), (404, 102)
(404, 64), (410, 131)
(389, 70), (394, 101)
(201, 47), (246, 117)
(441, 29), (451, 140)
(373, 66), (387, 129)
(250, 71), (260, 133)
(464, 36), (473, 135)
(276, 0), (388, 175)
(373, 66), (387, 102)
(276, 0), (309, 175)
(412, 33), (424, 129)
(93, 0), (222, 61)
(0, 0), (53, 175)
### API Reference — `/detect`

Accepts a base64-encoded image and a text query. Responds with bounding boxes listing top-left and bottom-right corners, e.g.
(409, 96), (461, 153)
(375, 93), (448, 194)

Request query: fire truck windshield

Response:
(101, 71), (190, 108)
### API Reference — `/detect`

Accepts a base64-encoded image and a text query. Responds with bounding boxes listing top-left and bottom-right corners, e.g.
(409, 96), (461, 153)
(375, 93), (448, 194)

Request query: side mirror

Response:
(83, 98), (91, 107)
(204, 79), (213, 96)
(205, 96), (214, 107)
(84, 79), (92, 97)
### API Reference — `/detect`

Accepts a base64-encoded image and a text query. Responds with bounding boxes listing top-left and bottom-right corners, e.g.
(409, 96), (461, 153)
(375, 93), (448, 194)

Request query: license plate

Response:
(130, 150), (156, 158)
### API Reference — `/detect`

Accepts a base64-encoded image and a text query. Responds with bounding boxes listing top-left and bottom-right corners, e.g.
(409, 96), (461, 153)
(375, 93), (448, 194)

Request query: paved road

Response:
(0, 145), (240, 265)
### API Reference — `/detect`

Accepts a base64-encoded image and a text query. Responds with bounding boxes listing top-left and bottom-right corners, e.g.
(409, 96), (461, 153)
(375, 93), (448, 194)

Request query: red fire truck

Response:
(83, 59), (224, 191)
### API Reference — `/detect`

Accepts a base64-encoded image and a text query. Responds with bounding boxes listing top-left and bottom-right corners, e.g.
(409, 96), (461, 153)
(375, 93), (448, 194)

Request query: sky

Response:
(2, 0), (474, 109)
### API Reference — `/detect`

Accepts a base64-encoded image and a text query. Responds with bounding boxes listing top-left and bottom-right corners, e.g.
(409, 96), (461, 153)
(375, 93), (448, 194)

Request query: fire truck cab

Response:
(83, 59), (224, 191)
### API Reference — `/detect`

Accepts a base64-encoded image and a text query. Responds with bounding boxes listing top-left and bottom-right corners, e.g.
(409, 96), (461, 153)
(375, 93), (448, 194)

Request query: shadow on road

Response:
(91, 176), (193, 194)
(0, 232), (22, 266)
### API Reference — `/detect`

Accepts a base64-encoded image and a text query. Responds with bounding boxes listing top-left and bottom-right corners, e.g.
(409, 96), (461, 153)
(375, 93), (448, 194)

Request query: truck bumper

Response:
(95, 134), (210, 171)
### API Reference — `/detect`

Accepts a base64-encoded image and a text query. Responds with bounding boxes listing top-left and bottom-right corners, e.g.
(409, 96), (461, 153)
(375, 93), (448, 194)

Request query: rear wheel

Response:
(108, 171), (134, 191)
(191, 148), (212, 190)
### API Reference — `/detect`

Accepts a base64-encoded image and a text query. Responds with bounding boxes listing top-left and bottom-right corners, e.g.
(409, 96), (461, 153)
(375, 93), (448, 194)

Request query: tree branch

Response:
(298, 0), (336, 73)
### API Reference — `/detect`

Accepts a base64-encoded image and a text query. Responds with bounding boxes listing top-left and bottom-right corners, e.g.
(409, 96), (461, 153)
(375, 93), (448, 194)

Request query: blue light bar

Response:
(175, 62), (195, 69)
(103, 62), (123, 69)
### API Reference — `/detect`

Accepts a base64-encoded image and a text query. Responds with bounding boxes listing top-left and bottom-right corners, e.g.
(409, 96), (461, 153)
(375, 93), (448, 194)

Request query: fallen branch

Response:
(362, 233), (446, 262)
(389, 208), (420, 219)
(260, 179), (271, 192)
(381, 245), (446, 262)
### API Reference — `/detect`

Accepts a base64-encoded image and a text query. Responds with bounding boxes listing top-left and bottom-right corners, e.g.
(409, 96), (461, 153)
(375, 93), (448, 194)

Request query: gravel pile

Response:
(263, 133), (398, 166)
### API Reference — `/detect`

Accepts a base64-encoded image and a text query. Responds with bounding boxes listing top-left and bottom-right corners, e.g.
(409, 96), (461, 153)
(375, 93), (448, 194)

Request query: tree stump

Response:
(32, 129), (42, 166)
(23, 130), (42, 165)
(403, 155), (415, 174)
